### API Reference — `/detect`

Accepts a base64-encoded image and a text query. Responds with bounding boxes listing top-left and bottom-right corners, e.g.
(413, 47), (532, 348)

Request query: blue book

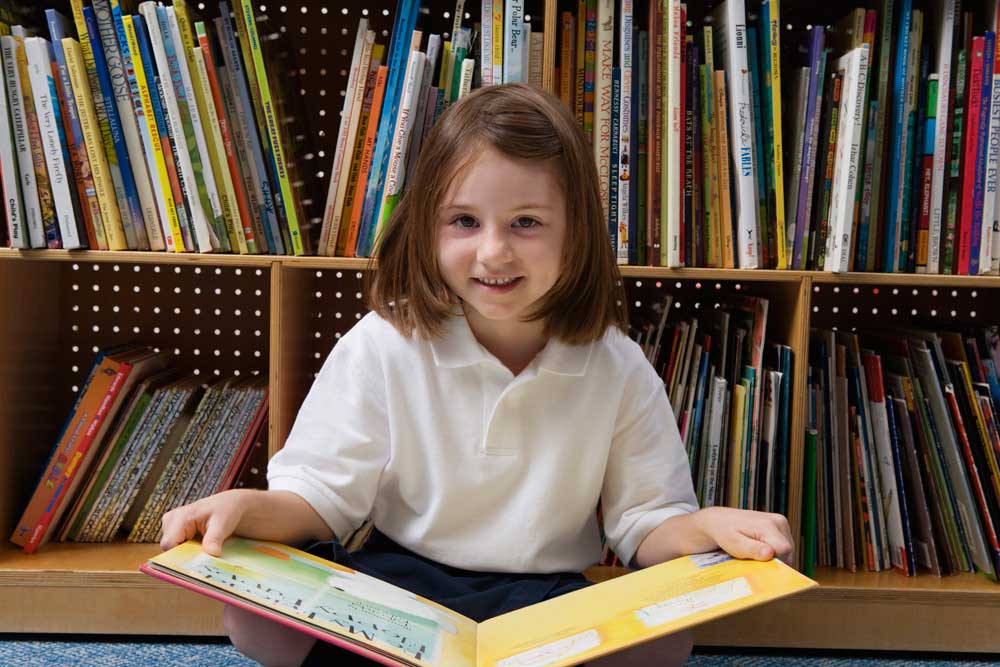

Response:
(970, 32), (996, 275)
(792, 27), (825, 270)
(133, 13), (195, 251)
(884, 387), (917, 576)
(215, 2), (283, 254)
(83, 5), (143, 249)
(904, 43), (931, 272)
(883, 0), (913, 272)
(747, 26), (768, 264)
(356, 0), (421, 256)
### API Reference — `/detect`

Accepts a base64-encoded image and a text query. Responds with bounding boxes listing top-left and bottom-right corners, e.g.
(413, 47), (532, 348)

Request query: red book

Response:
(958, 36), (985, 275)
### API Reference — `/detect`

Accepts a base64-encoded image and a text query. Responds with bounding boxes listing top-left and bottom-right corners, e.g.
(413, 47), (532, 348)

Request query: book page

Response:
(476, 552), (817, 667)
(149, 539), (478, 666)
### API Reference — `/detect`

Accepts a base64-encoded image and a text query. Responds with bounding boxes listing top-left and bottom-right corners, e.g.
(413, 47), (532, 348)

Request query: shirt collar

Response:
(429, 314), (593, 377)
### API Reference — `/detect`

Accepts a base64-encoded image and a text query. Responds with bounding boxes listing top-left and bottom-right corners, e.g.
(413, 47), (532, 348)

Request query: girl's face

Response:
(436, 145), (567, 334)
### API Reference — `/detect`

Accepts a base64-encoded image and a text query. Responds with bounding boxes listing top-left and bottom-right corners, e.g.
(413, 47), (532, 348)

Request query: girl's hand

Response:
(160, 489), (254, 557)
(694, 506), (794, 562)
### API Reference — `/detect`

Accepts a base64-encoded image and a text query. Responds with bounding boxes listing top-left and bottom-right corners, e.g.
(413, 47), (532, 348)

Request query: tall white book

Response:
(593, 0), (614, 220)
(480, 0), (494, 86)
(503, 0), (525, 83)
(24, 38), (82, 249)
(615, 0), (633, 265)
(664, 0), (682, 266)
(826, 45), (870, 273)
(712, 0), (760, 268)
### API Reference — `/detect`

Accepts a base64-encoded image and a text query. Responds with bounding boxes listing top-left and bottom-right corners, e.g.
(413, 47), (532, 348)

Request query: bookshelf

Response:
(1, 0), (999, 656)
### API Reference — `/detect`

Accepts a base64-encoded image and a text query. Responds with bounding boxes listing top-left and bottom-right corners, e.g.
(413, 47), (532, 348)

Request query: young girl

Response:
(160, 83), (793, 667)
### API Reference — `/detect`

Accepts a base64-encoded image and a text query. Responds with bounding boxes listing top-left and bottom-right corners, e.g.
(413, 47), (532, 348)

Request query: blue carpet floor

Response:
(0, 639), (997, 667)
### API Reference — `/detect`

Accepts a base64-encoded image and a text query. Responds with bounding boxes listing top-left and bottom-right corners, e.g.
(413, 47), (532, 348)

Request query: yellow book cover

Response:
(727, 380), (748, 508)
(144, 538), (816, 667)
(766, 0), (787, 270)
(120, 16), (186, 253)
(63, 38), (127, 250)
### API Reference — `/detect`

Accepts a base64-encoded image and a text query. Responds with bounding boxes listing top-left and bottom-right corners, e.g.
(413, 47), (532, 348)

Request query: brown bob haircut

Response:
(367, 82), (628, 345)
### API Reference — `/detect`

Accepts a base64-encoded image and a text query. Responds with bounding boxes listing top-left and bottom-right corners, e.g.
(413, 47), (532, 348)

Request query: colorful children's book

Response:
(144, 538), (817, 667)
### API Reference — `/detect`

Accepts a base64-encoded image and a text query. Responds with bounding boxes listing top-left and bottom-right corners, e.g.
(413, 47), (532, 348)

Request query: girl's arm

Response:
(160, 488), (336, 556)
(632, 505), (794, 569)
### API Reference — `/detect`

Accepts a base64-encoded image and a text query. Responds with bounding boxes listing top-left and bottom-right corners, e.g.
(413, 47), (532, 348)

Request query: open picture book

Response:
(142, 538), (818, 667)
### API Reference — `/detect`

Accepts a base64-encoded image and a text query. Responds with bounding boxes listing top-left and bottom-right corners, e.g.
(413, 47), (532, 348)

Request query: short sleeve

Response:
(267, 335), (389, 541)
(601, 369), (699, 567)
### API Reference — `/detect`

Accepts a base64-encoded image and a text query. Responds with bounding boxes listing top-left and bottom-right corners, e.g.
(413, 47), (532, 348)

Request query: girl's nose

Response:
(477, 224), (514, 265)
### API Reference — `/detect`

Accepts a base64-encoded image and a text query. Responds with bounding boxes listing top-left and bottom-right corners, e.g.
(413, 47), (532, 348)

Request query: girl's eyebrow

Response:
(442, 201), (554, 211)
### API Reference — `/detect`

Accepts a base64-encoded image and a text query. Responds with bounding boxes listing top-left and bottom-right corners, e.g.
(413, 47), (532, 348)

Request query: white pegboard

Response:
(63, 261), (271, 396)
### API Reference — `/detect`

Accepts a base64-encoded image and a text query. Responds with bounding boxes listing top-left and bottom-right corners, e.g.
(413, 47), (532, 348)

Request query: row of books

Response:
(596, 292), (792, 566)
(318, 0), (1000, 276)
(632, 294), (793, 515)
(10, 343), (268, 553)
(803, 325), (1000, 580)
(0, 0), (306, 255)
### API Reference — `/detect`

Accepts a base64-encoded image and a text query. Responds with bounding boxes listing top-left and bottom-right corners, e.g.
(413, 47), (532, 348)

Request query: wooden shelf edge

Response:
(4, 250), (1000, 287)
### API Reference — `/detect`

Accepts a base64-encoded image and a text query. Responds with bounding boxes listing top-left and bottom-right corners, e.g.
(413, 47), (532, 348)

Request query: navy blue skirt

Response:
(299, 529), (592, 666)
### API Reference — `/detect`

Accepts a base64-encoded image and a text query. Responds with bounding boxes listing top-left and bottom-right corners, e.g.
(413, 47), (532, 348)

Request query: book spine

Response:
(236, 0), (303, 254)
(714, 69), (734, 268)
(793, 28), (825, 269)
(166, 7), (229, 252)
(375, 49), (426, 243)
(958, 36), (985, 275)
(124, 14), (184, 252)
(970, 33), (995, 275)
(92, 0), (155, 250)
(927, 0), (958, 273)
(63, 38), (127, 250)
(11, 355), (118, 550)
(0, 47), (24, 248)
(764, 0), (786, 269)
(593, 0), (613, 225)
(609, 67), (620, 257)
(916, 75), (938, 270)
(883, 0), (912, 271)
(71, 0), (137, 250)
(25, 38), (82, 249)
(897, 11), (922, 273)
(197, 22), (257, 254)
(320, 22), (372, 256)
(481, 0), (494, 86)
(715, 0), (759, 268)
(84, 6), (142, 249)
(13, 38), (61, 249)
(504, 0), (525, 83)
(134, 14), (196, 252)
(48, 10), (105, 251)
(616, 0), (633, 265)
(664, 0), (681, 266)
(344, 65), (388, 257)
(213, 6), (282, 254)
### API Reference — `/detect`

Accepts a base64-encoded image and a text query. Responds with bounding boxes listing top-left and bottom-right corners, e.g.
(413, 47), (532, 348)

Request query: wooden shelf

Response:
(0, 542), (224, 635)
(5, 251), (1000, 289)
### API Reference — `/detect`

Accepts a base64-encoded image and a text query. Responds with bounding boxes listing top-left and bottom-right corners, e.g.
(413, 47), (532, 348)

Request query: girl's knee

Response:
(223, 606), (316, 667)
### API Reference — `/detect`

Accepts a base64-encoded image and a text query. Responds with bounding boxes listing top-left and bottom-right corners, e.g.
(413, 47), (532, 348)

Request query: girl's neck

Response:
(463, 305), (549, 376)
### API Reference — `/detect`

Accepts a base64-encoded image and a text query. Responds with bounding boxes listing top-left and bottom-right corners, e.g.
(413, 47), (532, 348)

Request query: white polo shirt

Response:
(267, 311), (698, 574)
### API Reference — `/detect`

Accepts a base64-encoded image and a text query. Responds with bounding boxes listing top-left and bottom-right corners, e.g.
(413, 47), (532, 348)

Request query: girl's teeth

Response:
(481, 277), (516, 286)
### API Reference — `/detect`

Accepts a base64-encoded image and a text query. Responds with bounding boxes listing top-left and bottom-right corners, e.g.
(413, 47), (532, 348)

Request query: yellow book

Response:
(236, 0), (304, 255)
(191, 44), (246, 254)
(766, 0), (787, 270)
(492, 0), (503, 82)
(145, 537), (816, 667)
(63, 38), (127, 250)
(120, 16), (186, 253)
(727, 380), (747, 508)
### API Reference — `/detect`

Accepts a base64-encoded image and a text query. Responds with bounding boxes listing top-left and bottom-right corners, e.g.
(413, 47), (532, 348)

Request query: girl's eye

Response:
(452, 215), (478, 229)
(513, 217), (539, 229)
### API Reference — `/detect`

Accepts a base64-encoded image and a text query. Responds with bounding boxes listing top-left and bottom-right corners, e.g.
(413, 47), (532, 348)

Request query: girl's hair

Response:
(367, 83), (628, 345)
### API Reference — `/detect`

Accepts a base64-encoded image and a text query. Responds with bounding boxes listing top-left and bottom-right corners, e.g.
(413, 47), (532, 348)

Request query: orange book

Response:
(343, 65), (388, 257)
